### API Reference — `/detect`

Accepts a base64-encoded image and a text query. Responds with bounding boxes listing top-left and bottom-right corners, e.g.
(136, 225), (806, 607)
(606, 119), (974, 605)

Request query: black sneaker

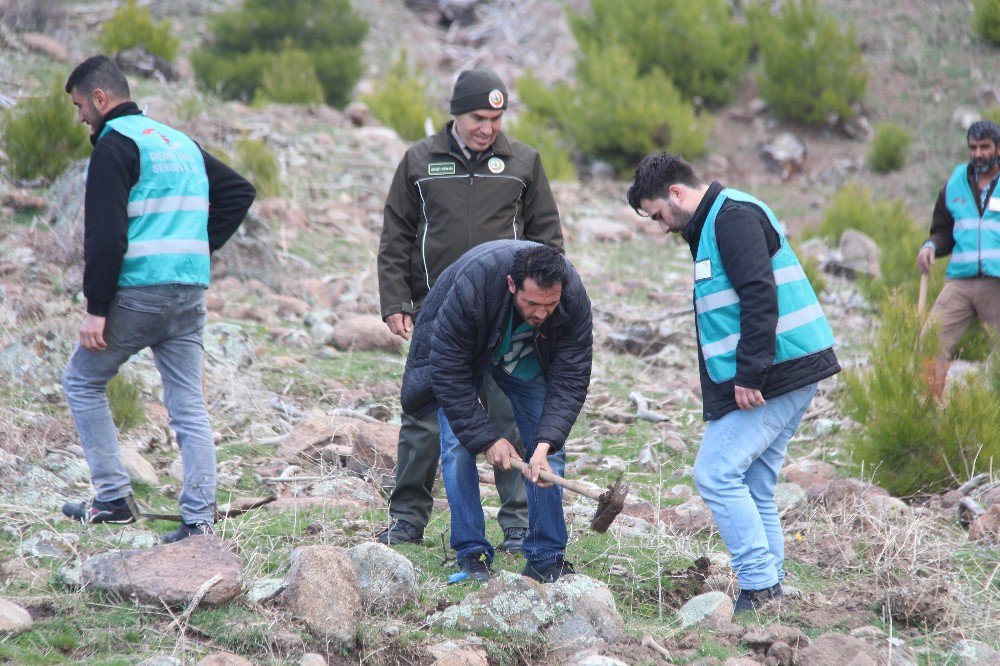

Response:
(376, 519), (424, 545)
(62, 496), (140, 524)
(496, 526), (528, 554)
(522, 556), (576, 583)
(733, 583), (784, 614)
(458, 551), (494, 582)
(160, 521), (214, 544)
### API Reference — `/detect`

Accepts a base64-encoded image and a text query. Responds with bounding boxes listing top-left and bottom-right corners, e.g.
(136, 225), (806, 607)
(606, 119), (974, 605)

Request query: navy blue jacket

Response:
(400, 240), (593, 454)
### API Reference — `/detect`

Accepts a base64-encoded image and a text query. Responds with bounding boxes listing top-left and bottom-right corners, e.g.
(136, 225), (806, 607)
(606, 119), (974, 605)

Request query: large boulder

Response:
(81, 536), (242, 608)
(346, 542), (418, 611)
(276, 545), (362, 644)
(431, 572), (623, 647)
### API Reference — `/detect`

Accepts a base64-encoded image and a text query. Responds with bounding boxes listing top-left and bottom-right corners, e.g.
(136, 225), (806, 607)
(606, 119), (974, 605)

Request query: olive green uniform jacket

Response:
(378, 122), (564, 319)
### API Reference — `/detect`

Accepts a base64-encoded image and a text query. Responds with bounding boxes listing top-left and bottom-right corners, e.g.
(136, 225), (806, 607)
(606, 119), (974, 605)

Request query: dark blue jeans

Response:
(439, 366), (567, 566)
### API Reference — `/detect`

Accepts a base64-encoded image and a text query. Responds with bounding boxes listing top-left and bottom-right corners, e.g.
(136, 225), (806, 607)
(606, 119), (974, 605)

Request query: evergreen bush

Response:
(867, 122), (911, 173)
(0, 78), (90, 182)
(811, 183), (927, 302)
(973, 0), (1000, 46)
(506, 111), (577, 183)
(254, 46), (324, 106)
(362, 54), (443, 142)
(106, 373), (145, 432)
(520, 46), (709, 174)
(982, 106), (1000, 126)
(191, 0), (367, 108)
(235, 137), (281, 198)
(750, 0), (867, 125)
(843, 296), (1000, 496)
(570, 0), (749, 106)
(97, 0), (179, 62)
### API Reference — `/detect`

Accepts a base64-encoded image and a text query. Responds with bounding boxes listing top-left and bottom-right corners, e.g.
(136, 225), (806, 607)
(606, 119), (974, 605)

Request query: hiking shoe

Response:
(160, 521), (214, 544)
(62, 496), (139, 525)
(376, 519), (424, 545)
(522, 556), (576, 583)
(496, 526), (528, 554)
(733, 583), (784, 614)
(458, 551), (494, 582)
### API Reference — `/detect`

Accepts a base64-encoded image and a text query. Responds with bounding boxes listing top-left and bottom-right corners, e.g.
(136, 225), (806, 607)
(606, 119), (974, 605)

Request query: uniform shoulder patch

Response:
(428, 162), (456, 175)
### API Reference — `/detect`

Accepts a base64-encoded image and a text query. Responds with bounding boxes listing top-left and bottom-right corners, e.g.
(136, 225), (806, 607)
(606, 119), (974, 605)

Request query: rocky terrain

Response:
(0, 0), (998, 664)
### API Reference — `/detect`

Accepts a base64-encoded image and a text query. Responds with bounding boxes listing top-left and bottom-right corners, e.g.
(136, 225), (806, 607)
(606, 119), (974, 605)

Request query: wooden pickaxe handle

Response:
(507, 459), (601, 500)
(918, 272), (929, 314)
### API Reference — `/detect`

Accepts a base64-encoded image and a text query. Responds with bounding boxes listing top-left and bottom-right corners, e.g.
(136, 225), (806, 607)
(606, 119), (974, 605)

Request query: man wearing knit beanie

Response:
(376, 68), (566, 580)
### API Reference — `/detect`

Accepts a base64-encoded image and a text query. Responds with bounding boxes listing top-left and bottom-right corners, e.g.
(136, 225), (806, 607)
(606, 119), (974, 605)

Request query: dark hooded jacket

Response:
(400, 240), (592, 455)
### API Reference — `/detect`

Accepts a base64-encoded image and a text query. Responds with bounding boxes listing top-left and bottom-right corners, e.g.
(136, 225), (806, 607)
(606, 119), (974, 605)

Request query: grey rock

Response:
(543, 574), (625, 649)
(45, 452), (90, 484)
(137, 658), (183, 666)
(17, 530), (79, 561)
(759, 132), (806, 178)
(774, 482), (807, 514)
(430, 572), (623, 647)
(299, 655), (327, 666)
(951, 639), (1000, 666)
(55, 560), (83, 589)
(677, 591), (733, 628)
(347, 542), (419, 611)
(204, 323), (255, 369)
(249, 577), (286, 604)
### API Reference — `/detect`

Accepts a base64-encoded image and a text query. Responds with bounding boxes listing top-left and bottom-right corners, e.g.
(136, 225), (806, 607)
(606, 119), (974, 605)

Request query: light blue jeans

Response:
(693, 383), (817, 590)
(63, 285), (216, 524)
(439, 367), (567, 567)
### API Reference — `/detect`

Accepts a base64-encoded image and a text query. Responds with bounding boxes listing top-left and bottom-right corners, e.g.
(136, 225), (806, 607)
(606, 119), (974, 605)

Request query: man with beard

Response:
(918, 120), (1000, 389)
(399, 241), (592, 582)
(376, 68), (564, 553)
(626, 153), (840, 614)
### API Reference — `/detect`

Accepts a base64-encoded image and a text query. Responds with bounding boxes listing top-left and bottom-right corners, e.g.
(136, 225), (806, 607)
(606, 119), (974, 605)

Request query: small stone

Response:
(299, 654), (327, 666)
(195, 653), (254, 666)
(249, 577), (286, 604)
(0, 598), (33, 635)
(951, 639), (1000, 666)
(16, 530), (79, 562)
(120, 448), (158, 486)
(677, 591), (733, 628)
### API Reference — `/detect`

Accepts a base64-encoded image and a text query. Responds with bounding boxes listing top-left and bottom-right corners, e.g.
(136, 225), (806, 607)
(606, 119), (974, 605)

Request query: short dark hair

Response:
(65, 55), (131, 99)
(625, 152), (702, 214)
(509, 244), (569, 291)
(967, 120), (1000, 144)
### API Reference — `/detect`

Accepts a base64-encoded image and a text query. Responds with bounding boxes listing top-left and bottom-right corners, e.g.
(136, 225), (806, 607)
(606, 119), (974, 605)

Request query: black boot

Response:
(733, 583), (784, 614)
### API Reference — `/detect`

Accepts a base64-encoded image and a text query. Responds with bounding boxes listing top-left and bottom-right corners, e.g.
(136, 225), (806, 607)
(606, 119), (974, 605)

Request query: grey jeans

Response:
(63, 284), (215, 524)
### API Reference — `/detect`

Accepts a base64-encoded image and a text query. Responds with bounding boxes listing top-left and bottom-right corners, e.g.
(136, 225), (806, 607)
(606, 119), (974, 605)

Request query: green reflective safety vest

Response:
(694, 189), (835, 384)
(943, 164), (1000, 279)
(101, 115), (211, 288)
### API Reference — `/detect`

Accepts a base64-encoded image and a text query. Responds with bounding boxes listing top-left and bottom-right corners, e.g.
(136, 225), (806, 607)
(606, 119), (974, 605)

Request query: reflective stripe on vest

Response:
(101, 115), (211, 288)
(694, 188), (835, 383)
(944, 163), (1000, 279)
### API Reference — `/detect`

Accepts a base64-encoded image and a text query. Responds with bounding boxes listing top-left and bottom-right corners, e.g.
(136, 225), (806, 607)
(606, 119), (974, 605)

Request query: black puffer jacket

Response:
(400, 240), (592, 455)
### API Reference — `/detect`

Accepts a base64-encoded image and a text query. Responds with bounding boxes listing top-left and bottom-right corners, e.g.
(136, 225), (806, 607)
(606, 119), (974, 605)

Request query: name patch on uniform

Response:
(990, 196), (1000, 213)
(428, 162), (456, 175)
(694, 260), (713, 281)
